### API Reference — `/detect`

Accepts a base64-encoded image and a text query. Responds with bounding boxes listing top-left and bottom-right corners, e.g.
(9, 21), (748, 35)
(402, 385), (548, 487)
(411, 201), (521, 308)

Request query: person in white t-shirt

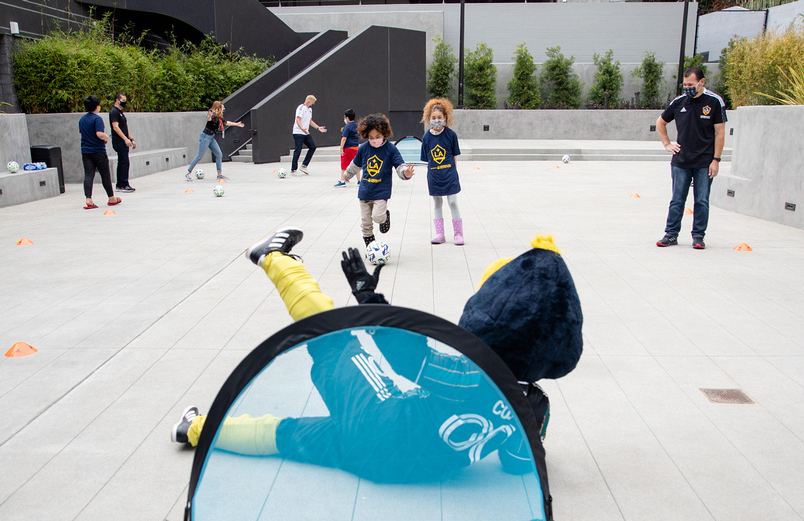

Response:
(291, 95), (327, 175)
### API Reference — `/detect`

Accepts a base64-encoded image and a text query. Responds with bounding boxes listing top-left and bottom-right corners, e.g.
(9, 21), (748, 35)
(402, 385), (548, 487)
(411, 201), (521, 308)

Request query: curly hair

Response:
(421, 98), (455, 127)
(357, 113), (393, 139)
(210, 100), (223, 119)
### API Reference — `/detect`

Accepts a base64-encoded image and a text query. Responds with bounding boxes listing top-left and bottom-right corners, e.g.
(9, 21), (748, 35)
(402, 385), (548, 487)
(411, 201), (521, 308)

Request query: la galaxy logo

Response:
(366, 155), (383, 177)
(702, 105), (711, 116)
(431, 145), (446, 165)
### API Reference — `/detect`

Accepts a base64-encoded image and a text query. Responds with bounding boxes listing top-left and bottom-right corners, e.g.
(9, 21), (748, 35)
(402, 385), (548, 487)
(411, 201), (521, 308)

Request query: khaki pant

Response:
(360, 199), (388, 237)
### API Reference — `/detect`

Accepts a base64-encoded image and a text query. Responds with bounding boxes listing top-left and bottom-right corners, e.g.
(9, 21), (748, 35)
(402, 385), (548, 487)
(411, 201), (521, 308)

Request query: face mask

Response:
(369, 137), (384, 148)
(429, 119), (445, 131)
(119, 100), (127, 108)
(684, 81), (700, 97)
(344, 118), (348, 124)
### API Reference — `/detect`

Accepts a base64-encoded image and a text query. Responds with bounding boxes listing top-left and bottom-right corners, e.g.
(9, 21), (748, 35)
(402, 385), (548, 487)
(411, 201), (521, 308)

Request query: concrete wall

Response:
(0, 113), (31, 167)
(271, 3), (698, 108)
(711, 105), (804, 229)
(25, 111), (207, 183)
(767, 0), (804, 32)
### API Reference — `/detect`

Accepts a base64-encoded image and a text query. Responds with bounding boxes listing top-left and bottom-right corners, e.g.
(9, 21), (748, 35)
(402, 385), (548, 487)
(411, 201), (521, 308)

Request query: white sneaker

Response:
(299, 164), (310, 175)
(185, 173), (193, 182)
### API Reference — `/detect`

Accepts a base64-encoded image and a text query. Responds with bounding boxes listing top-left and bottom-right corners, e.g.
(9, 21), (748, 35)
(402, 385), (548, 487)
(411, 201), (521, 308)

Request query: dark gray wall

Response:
(249, 25), (426, 164)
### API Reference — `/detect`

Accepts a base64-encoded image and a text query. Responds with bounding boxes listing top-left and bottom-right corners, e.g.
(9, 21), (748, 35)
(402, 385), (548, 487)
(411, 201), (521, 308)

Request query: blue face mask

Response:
(684, 81), (700, 97)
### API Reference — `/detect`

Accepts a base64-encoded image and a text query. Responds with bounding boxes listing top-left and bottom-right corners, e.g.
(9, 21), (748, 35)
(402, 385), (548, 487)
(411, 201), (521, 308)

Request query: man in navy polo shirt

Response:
(656, 67), (726, 250)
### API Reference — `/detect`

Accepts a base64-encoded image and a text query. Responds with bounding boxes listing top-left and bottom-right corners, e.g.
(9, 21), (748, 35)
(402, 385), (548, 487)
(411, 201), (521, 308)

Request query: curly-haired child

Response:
(420, 98), (463, 245)
(344, 114), (415, 246)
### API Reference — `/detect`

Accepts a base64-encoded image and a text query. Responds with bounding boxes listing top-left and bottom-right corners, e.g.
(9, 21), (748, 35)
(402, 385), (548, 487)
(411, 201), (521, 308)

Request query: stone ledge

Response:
(0, 167), (60, 208)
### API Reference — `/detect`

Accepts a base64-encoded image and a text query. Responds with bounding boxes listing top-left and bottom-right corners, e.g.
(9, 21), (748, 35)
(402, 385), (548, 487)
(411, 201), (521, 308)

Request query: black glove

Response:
(341, 247), (385, 303)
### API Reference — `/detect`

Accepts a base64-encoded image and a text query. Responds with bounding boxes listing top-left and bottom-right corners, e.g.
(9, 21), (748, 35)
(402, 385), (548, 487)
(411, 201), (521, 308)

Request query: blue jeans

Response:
(188, 132), (223, 173)
(291, 133), (316, 171)
(664, 166), (712, 238)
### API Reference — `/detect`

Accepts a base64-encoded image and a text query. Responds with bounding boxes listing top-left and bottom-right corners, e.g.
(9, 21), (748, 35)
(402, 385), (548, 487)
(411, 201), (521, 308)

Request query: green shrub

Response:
(539, 45), (583, 109)
(427, 36), (457, 101)
(587, 49), (623, 108)
(11, 13), (271, 114)
(724, 24), (804, 107)
(506, 43), (540, 109)
(464, 43), (497, 109)
(683, 53), (708, 80)
(755, 64), (804, 104)
(632, 51), (665, 108)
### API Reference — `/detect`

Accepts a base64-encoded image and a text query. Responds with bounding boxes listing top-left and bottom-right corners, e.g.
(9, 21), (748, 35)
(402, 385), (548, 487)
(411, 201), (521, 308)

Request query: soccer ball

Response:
(213, 185), (224, 197)
(365, 240), (390, 265)
(562, 155), (570, 164)
(7, 161), (20, 173)
(276, 168), (286, 179)
(194, 169), (205, 179)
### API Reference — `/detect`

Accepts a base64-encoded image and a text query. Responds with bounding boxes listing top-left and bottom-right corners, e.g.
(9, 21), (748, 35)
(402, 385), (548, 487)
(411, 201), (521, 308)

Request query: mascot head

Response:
(458, 235), (583, 382)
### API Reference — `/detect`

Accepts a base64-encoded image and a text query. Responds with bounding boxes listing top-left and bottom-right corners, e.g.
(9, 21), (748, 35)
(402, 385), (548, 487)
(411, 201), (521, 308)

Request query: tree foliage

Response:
(539, 46), (582, 109)
(427, 36), (457, 101)
(506, 43), (540, 109)
(632, 51), (665, 108)
(12, 13), (271, 114)
(587, 49), (623, 108)
(464, 43), (497, 109)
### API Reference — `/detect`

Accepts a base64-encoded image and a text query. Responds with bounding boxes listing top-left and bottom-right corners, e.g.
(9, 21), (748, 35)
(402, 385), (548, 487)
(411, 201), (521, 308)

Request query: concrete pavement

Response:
(1, 143), (803, 521)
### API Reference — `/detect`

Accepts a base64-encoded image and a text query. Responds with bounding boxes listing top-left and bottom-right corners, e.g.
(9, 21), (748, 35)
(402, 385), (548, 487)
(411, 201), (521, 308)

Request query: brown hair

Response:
(357, 113), (393, 139)
(421, 98), (455, 127)
(210, 101), (223, 119)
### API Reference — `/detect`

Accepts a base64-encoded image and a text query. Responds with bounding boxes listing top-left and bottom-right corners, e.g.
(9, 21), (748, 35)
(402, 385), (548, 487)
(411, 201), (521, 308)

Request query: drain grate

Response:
(700, 388), (754, 404)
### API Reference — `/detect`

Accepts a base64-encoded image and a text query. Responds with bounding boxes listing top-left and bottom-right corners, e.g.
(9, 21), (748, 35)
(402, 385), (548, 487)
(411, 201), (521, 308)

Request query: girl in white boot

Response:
(421, 98), (464, 245)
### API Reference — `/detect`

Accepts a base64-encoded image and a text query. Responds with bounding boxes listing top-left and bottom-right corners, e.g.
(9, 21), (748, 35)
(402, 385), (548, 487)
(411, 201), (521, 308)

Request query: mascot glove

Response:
(341, 247), (385, 302)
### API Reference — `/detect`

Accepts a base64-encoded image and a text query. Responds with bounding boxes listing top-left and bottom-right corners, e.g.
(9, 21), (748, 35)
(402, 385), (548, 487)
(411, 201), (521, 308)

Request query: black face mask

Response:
(119, 100), (127, 108)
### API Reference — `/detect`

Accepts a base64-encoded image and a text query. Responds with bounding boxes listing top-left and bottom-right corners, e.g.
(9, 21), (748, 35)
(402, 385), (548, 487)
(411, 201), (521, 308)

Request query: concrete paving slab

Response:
(1, 145), (803, 521)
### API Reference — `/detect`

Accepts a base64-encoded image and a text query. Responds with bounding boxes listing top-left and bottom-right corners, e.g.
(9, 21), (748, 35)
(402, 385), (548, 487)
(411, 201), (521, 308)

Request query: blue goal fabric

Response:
(394, 136), (428, 165)
(186, 305), (552, 521)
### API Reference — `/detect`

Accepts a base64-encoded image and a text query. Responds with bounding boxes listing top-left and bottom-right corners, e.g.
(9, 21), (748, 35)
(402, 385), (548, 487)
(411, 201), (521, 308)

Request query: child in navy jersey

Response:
(421, 98), (463, 245)
(343, 113), (415, 246)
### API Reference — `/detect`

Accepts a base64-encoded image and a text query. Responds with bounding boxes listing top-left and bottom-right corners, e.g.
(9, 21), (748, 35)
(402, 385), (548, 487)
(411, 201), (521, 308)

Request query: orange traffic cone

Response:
(185, 189), (195, 193)
(217, 178), (227, 183)
(733, 243), (753, 251)
(16, 238), (34, 245)
(473, 166), (481, 171)
(5, 342), (38, 358)
(684, 208), (694, 214)
(103, 210), (116, 215)
(628, 193), (641, 198)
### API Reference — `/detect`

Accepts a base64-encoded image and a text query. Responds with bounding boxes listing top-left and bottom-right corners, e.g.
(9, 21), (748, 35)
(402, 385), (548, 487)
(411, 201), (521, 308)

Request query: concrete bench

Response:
(0, 168), (60, 208)
(107, 147), (189, 183)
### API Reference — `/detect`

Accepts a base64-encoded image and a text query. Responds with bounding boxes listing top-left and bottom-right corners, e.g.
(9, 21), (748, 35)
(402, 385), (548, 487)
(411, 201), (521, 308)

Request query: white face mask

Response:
(429, 119), (445, 131)
(369, 137), (384, 148)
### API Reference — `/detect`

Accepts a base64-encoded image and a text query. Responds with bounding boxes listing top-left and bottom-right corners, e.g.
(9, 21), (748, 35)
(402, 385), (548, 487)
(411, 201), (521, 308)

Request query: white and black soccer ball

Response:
(7, 161), (20, 173)
(365, 240), (390, 265)
(194, 169), (205, 179)
(562, 155), (570, 164)
(276, 168), (286, 179)
(213, 185), (224, 197)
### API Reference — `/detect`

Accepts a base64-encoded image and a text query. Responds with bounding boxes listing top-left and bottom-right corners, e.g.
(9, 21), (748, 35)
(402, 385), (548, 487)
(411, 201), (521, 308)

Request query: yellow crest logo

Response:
(366, 155), (383, 177)
(702, 105), (711, 116)
(431, 145), (446, 165)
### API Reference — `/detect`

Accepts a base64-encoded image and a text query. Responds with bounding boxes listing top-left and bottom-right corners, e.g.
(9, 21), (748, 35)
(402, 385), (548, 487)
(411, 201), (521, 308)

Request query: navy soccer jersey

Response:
(79, 112), (107, 154)
(661, 89), (727, 169)
(421, 128), (461, 196)
(353, 140), (405, 201)
(342, 121), (359, 148)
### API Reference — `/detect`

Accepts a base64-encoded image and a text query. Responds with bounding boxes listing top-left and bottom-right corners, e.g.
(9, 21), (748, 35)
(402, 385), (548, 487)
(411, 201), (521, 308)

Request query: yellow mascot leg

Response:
(187, 413), (282, 456)
(262, 251), (334, 321)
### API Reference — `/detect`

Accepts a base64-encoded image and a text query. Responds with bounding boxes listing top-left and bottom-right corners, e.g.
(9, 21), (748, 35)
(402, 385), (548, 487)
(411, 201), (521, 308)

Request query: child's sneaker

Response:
(692, 237), (706, 249)
(379, 210), (391, 233)
(246, 228), (303, 266)
(334, 180), (346, 187)
(363, 234), (376, 247)
(185, 173), (193, 182)
(299, 164), (310, 175)
(171, 406), (199, 444)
